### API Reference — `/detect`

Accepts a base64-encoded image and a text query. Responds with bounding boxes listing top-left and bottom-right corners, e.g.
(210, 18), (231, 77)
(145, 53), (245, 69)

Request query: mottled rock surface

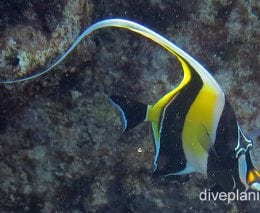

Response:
(0, 0), (259, 212)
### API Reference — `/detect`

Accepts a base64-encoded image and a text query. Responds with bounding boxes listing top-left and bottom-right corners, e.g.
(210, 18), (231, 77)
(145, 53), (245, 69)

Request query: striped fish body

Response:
(143, 64), (248, 191)
(149, 67), (221, 177)
(111, 69), (257, 192)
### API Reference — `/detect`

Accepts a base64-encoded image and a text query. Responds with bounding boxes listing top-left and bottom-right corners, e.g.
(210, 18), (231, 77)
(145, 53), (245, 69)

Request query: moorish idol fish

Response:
(1, 19), (259, 192)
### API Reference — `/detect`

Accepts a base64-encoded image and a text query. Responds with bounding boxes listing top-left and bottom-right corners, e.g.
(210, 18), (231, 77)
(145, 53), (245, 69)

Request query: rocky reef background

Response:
(0, 0), (259, 212)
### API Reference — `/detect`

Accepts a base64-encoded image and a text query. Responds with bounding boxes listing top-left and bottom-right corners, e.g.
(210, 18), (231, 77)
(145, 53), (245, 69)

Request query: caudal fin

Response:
(109, 95), (148, 132)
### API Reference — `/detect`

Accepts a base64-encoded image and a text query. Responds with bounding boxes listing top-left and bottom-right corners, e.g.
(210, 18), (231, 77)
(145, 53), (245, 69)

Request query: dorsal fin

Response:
(0, 18), (224, 99)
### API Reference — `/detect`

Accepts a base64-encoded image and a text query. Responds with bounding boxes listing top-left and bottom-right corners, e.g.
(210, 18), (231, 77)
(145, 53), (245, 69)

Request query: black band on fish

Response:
(155, 65), (203, 175)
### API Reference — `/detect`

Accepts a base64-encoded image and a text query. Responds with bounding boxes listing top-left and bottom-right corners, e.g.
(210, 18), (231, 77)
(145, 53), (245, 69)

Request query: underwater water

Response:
(0, 0), (259, 212)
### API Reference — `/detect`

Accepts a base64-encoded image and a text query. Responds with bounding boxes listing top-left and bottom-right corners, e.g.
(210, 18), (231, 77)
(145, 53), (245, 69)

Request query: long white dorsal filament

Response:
(0, 18), (222, 93)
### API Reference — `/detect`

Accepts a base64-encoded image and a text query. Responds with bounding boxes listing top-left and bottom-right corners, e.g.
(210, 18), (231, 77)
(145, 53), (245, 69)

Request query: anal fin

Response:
(109, 95), (148, 132)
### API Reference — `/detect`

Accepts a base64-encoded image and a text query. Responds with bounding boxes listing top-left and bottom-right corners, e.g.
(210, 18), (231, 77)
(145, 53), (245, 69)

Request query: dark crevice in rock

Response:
(0, 0), (67, 34)
(56, 176), (94, 212)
